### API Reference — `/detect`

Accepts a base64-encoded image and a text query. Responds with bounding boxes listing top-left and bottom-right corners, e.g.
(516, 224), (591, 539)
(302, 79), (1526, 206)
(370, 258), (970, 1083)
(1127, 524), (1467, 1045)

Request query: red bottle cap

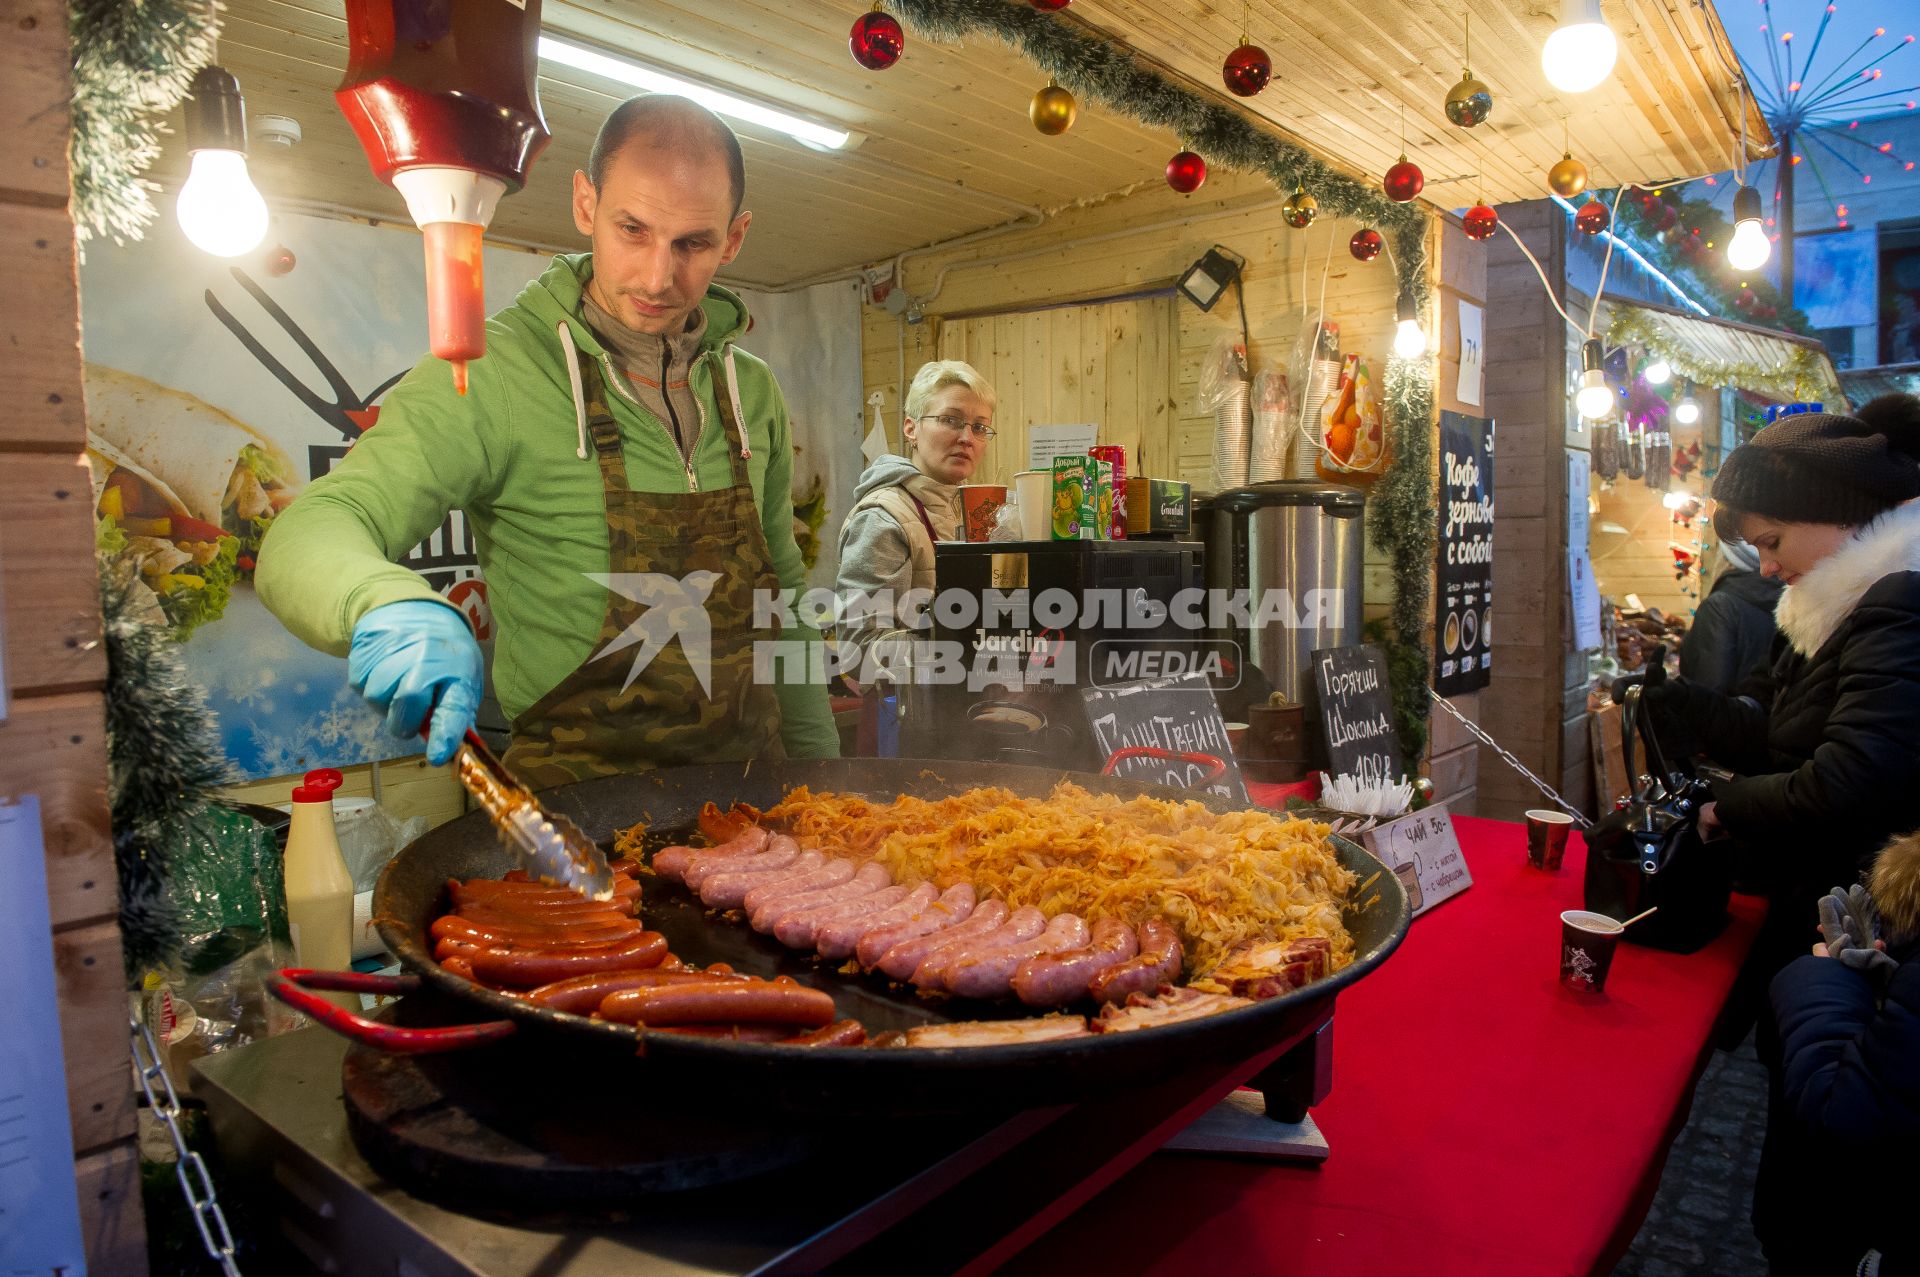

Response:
(292, 768), (345, 804)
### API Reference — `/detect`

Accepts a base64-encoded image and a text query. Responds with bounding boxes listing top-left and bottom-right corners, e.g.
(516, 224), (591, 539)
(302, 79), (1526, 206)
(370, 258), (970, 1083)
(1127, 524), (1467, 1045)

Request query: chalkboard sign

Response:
(1436, 411), (1495, 696)
(1309, 643), (1402, 784)
(1081, 671), (1250, 804)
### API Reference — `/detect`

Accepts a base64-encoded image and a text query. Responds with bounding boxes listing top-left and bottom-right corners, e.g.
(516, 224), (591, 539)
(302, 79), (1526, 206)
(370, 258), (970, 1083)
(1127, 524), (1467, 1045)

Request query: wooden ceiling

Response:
(168, 0), (1764, 288)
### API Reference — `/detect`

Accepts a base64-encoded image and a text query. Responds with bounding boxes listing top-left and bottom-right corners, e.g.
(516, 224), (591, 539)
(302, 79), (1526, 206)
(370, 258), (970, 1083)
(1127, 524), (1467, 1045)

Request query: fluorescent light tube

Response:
(538, 35), (855, 152)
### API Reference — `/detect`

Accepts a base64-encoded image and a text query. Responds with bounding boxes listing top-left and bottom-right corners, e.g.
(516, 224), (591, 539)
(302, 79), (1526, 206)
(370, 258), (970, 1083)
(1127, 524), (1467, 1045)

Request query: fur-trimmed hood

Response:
(1775, 500), (1920, 659)
(1873, 830), (1920, 942)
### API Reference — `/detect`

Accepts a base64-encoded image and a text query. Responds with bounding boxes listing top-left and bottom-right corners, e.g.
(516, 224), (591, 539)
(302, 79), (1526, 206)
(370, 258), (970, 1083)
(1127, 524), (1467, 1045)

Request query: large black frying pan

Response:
(358, 758), (1409, 1113)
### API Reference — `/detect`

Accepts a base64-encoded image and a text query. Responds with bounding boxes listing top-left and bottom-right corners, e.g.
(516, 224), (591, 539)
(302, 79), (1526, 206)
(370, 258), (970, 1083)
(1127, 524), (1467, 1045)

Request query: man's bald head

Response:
(588, 96), (746, 217)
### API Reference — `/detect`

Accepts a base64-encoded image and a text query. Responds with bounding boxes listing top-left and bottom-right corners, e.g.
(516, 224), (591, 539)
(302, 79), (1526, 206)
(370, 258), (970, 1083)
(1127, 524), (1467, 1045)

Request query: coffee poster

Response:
(1435, 411), (1495, 696)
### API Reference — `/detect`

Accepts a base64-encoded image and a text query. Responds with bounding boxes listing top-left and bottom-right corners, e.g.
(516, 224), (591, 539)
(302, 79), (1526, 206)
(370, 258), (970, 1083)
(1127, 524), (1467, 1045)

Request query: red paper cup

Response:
(1526, 809), (1575, 870)
(1559, 910), (1623, 993)
(959, 485), (1008, 542)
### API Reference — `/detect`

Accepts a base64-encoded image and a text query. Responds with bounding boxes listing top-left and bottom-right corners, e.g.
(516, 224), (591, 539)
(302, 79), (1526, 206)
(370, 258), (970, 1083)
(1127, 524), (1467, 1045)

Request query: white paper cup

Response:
(1014, 470), (1051, 540)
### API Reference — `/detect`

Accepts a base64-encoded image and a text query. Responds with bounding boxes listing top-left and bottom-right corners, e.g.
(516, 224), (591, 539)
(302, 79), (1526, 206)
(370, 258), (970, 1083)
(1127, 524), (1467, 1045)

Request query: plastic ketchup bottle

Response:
(335, 0), (551, 394)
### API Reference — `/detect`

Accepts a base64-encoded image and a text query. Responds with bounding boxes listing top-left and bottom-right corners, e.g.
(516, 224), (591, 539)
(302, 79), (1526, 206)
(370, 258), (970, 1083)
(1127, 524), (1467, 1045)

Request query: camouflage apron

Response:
(502, 350), (784, 788)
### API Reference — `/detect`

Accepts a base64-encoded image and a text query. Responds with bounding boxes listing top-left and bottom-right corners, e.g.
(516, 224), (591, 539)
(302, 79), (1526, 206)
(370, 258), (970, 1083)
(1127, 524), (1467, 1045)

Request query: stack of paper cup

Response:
(1292, 357), (1343, 479)
(1013, 469), (1051, 540)
(1211, 376), (1251, 491)
(1248, 370), (1292, 483)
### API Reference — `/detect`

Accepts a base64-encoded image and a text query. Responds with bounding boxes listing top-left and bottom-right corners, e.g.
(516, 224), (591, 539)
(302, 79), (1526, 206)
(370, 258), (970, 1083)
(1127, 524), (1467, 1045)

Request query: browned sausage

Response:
(430, 914), (640, 948)
(450, 878), (639, 909)
(653, 1023), (791, 1042)
(469, 932), (669, 988)
(783, 1020), (867, 1047)
(526, 967), (748, 1015)
(596, 979), (836, 1028)
(455, 903), (634, 931)
(1012, 918), (1140, 1006)
(1086, 917), (1184, 1006)
(441, 955), (476, 980)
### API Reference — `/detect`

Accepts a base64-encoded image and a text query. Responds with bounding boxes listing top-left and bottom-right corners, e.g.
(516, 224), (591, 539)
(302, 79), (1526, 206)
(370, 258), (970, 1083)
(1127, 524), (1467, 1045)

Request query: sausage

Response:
(818, 881), (939, 960)
(875, 899), (1012, 983)
(1012, 917), (1140, 1006)
(942, 913), (1091, 1000)
(685, 833), (797, 892)
(653, 1023), (792, 1042)
(784, 1020), (867, 1047)
(738, 851), (833, 915)
(469, 931), (669, 988)
(456, 901), (634, 930)
(693, 839), (808, 907)
(526, 966), (749, 1016)
(1087, 917), (1185, 1006)
(454, 894), (639, 923)
(855, 884), (979, 968)
(441, 955), (476, 980)
(912, 906), (1047, 992)
(652, 825), (770, 882)
(596, 979), (837, 1028)
(429, 914), (640, 948)
(776, 882), (913, 952)
(752, 861), (889, 937)
(451, 878), (639, 910)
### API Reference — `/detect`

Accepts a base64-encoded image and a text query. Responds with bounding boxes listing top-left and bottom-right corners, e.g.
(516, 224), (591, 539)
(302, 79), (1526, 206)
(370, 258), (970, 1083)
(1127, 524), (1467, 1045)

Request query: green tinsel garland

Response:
(69, 0), (220, 247)
(101, 562), (233, 977)
(881, 0), (1437, 759)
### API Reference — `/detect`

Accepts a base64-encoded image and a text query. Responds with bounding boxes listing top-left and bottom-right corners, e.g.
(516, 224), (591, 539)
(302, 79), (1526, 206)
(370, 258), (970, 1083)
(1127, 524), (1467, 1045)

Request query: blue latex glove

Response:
(348, 600), (483, 767)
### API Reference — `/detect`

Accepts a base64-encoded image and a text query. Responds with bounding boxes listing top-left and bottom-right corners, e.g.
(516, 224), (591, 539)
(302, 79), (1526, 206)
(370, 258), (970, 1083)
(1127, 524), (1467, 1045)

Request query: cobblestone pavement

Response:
(1612, 1034), (1771, 1277)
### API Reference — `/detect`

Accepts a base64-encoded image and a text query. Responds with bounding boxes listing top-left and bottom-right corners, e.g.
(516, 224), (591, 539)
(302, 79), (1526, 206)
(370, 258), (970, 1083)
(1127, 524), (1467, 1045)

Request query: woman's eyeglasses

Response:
(919, 413), (997, 440)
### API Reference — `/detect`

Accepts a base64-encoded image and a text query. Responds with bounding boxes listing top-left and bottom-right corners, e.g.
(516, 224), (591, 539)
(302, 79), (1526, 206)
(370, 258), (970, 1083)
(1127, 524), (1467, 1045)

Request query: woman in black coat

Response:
(1651, 394), (1920, 937)
(1760, 831), (1920, 1275)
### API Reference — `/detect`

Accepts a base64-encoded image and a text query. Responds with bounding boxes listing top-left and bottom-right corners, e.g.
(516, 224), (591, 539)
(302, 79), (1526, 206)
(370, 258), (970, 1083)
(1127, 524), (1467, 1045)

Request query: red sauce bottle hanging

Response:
(336, 0), (552, 394)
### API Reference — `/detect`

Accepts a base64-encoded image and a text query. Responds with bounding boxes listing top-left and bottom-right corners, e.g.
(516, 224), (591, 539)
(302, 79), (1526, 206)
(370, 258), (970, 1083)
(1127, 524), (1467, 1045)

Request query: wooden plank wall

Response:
(221, 757), (466, 830)
(0, 1), (149, 1270)
(863, 171), (1484, 803)
(1477, 201), (1597, 822)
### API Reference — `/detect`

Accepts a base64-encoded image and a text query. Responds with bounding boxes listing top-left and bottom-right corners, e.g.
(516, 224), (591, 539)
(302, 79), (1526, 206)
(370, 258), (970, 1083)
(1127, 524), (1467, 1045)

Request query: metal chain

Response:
(1427, 689), (1594, 829)
(129, 1017), (242, 1276)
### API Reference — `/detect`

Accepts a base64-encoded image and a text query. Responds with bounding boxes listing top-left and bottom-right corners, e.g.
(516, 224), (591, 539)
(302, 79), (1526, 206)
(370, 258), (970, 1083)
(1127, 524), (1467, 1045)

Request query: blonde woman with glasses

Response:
(834, 360), (997, 670)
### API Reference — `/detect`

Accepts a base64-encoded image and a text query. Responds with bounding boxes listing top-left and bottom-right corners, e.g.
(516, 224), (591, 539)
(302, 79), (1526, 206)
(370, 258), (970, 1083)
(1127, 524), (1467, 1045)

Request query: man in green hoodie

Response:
(257, 97), (838, 786)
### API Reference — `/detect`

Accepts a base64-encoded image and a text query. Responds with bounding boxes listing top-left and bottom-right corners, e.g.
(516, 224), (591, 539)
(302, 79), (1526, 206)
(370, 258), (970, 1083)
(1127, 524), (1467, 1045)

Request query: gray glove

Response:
(1818, 886), (1900, 986)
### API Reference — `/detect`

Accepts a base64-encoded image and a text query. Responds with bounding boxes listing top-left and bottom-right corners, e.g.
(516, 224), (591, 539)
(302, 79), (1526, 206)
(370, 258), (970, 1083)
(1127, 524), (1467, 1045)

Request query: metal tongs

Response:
(446, 727), (615, 900)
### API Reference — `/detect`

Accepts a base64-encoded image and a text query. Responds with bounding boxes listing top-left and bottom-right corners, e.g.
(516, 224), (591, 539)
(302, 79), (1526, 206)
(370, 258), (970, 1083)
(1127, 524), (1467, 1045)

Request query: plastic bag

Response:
(168, 803), (291, 978)
(1199, 334), (1251, 492)
(1316, 355), (1391, 486)
(1248, 368), (1293, 482)
(1288, 317), (1342, 479)
(335, 797), (427, 892)
(987, 501), (1023, 543)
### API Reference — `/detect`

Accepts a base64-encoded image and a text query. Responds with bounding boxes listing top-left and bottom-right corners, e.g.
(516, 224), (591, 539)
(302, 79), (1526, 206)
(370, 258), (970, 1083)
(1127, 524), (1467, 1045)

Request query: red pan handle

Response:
(269, 967), (518, 1054)
(1101, 746), (1229, 782)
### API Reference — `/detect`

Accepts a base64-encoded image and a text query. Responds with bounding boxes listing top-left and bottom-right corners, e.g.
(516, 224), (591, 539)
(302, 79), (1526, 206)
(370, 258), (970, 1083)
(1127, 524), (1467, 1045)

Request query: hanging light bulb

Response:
(1393, 290), (1428, 360)
(1644, 357), (1672, 385)
(1727, 184), (1772, 271)
(176, 66), (270, 258)
(1674, 380), (1702, 426)
(1576, 339), (1614, 419)
(1542, 0), (1618, 94)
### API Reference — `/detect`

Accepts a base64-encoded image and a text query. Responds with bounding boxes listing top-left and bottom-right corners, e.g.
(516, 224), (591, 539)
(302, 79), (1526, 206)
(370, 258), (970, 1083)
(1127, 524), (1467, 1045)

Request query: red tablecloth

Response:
(1002, 814), (1767, 1277)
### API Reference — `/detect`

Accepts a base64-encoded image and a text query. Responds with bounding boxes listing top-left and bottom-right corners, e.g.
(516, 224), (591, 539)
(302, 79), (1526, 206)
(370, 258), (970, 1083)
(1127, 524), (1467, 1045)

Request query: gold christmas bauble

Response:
(1282, 186), (1319, 228)
(1547, 152), (1589, 198)
(1030, 82), (1078, 136)
(1444, 71), (1493, 127)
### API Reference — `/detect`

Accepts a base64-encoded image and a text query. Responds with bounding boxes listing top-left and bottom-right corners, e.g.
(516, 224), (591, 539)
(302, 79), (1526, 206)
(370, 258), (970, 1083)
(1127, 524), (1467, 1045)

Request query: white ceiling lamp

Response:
(537, 35), (857, 152)
(1674, 379), (1702, 425)
(176, 65), (271, 257)
(1393, 289), (1428, 360)
(1643, 357), (1671, 385)
(1576, 339), (1614, 419)
(1542, 0), (1619, 95)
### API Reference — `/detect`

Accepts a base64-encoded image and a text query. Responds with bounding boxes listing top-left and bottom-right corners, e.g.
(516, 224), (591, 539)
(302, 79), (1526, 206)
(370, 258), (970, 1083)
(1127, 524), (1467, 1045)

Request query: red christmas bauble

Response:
(1030, 0), (1072, 8)
(1166, 150), (1208, 194)
(1574, 200), (1610, 236)
(1222, 42), (1272, 96)
(1383, 157), (1425, 202)
(264, 244), (296, 276)
(1462, 203), (1499, 240)
(1349, 228), (1384, 261)
(1734, 289), (1757, 312)
(850, 10), (904, 70)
